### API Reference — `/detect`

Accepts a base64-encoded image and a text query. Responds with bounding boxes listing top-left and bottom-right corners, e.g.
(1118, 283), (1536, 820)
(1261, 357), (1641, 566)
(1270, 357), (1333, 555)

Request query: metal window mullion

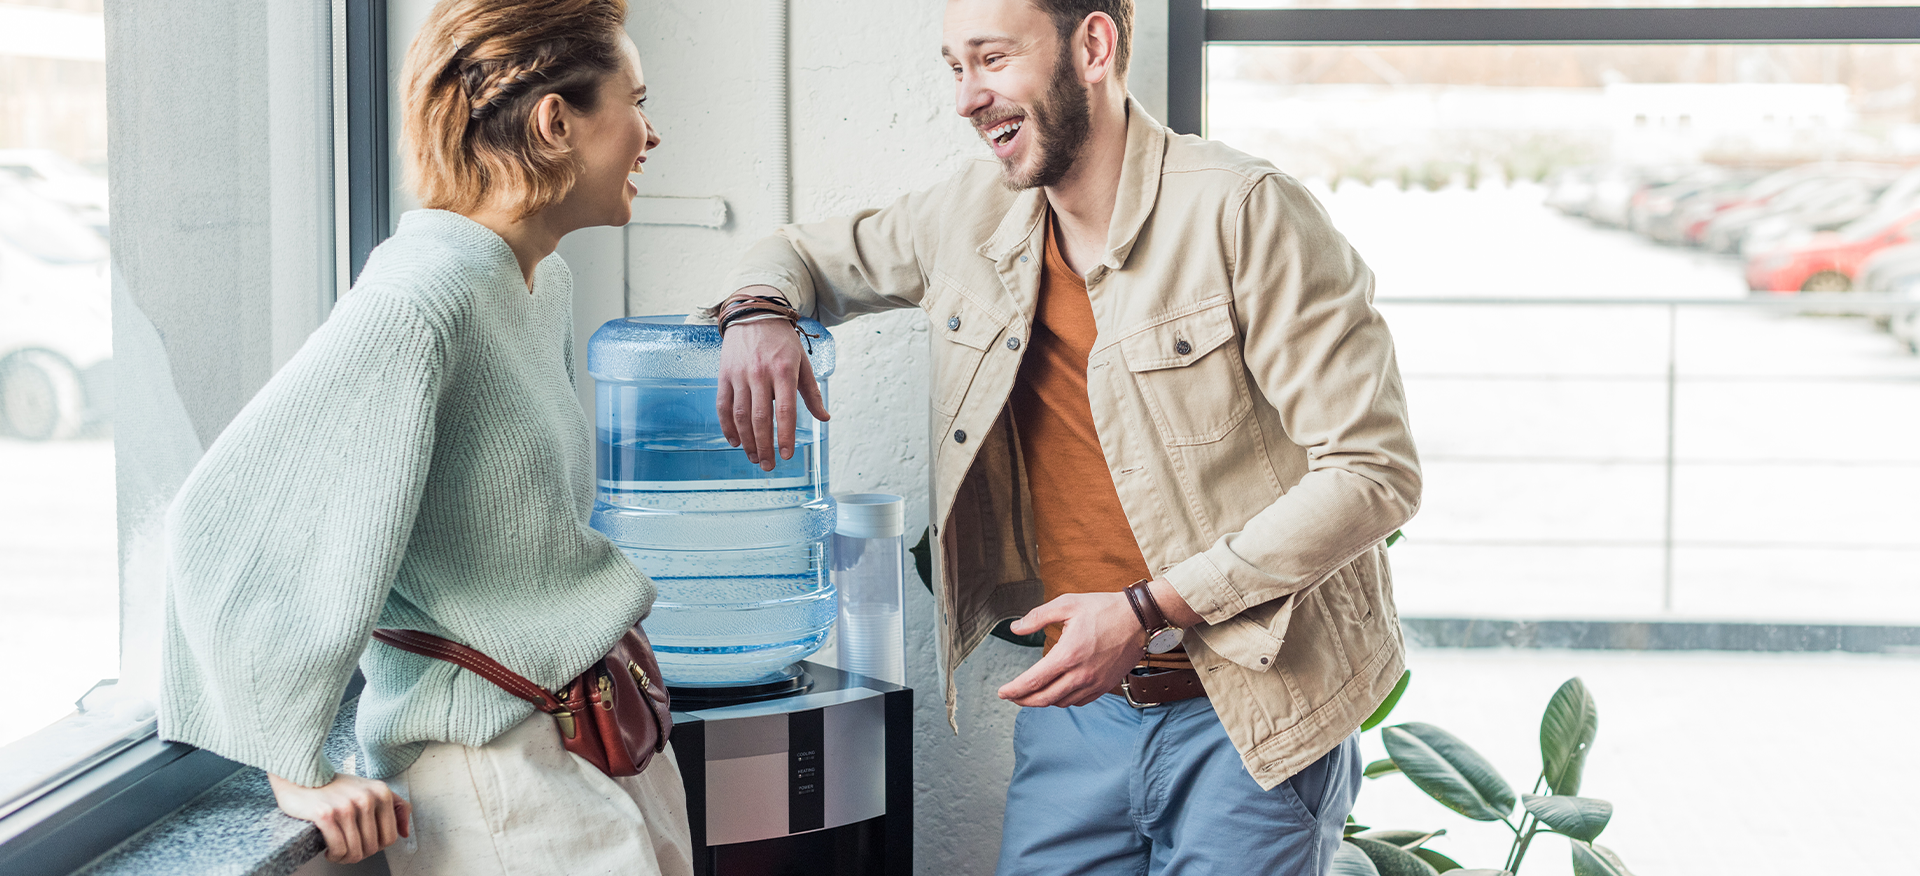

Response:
(345, 0), (390, 288)
(1206, 6), (1920, 44)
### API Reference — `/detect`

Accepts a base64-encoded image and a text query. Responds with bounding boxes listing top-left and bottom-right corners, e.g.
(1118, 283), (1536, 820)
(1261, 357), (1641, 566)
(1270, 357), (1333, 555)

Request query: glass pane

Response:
(1211, 43), (1920, 620)
(1212, 43), (1920, 876)
(0, 0), (149, 820)
(0, 0), (116, 751)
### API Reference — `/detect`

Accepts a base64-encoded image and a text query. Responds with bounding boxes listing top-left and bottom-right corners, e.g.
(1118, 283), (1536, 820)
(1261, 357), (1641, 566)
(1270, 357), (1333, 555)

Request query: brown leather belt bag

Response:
(371, 625), (671, 778)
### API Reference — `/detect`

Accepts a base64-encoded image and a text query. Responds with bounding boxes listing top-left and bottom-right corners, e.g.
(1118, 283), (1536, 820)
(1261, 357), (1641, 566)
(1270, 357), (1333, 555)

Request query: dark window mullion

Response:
(1207, 6), (1920, 45)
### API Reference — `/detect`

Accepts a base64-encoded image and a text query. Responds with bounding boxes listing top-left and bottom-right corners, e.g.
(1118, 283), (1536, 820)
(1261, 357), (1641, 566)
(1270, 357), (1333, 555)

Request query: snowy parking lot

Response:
(1326, 182), (1920, 625)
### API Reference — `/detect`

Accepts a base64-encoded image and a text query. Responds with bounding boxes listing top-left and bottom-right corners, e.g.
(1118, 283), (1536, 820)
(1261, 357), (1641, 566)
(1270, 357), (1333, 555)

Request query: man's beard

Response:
(999, 44), (1092, 191)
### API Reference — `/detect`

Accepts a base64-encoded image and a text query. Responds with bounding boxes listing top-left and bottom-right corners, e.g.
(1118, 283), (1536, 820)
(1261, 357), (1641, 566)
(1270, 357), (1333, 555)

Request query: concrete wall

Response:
(618, 2), (1166, 872)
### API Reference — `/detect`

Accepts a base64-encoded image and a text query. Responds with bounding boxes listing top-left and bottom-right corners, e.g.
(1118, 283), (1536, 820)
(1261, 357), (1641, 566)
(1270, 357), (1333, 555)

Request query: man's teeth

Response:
(988, 120), (1023, 144)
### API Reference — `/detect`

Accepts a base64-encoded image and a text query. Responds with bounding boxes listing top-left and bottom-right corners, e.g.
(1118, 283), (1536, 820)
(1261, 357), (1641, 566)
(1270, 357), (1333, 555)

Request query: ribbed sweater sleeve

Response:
(159, 286), (445, 787)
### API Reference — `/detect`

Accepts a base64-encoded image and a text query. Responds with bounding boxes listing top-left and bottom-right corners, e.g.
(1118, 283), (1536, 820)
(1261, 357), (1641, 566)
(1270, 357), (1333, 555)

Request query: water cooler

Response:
(589, 317), (913, 875)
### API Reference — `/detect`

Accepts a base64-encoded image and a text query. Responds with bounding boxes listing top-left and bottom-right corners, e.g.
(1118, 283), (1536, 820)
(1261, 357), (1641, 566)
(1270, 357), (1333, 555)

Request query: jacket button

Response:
(1175, 339), (1193, 355)
(1020, 255), (1029, 263)
(947, 315), (961, 331)
(1259, 656), (1269, 665)
(1006, 337), (1021, 351)
(954, 430), (967, 443)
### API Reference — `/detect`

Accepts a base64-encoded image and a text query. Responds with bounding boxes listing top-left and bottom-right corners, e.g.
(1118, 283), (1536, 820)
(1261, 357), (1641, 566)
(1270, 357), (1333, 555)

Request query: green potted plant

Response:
(1339, 677), (1635, 876)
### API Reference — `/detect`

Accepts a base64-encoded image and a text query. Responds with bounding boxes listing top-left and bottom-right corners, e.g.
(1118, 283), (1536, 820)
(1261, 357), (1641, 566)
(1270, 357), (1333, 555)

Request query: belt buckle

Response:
(1119, 676), (1155, 709)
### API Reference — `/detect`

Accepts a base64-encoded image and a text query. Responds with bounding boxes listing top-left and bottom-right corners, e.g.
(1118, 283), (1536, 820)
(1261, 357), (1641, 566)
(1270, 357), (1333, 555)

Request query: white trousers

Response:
(384, 713), (695, 876)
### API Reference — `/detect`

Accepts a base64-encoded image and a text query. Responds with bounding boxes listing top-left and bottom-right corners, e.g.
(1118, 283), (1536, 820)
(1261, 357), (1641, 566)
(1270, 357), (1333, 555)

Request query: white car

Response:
(0, 175), (109, 440)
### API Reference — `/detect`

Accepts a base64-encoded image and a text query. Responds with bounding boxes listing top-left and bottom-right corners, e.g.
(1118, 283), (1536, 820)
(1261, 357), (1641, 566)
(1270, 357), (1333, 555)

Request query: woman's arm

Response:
(160, 287), (446, 843)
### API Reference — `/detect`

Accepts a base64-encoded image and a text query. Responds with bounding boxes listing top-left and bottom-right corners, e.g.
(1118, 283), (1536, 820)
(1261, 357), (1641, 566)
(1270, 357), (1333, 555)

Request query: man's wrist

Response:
(1147, 578), (1204, 628)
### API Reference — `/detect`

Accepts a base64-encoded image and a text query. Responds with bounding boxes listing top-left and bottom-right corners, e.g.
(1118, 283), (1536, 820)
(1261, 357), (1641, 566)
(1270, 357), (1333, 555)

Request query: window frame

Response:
(1165, 2), (1920, 136)
(0, 1), (390, 872)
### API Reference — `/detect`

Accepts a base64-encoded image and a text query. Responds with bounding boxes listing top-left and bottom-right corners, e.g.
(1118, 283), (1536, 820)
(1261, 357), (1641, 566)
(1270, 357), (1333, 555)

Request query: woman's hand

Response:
(268, 772), (411, 864)
(716, 289), (831, 471)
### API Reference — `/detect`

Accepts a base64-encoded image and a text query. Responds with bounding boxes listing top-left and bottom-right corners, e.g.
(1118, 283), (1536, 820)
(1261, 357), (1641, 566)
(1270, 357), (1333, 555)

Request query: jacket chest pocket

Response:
(930, 293), (1009, 415)
(1118, 300), (1253, 446)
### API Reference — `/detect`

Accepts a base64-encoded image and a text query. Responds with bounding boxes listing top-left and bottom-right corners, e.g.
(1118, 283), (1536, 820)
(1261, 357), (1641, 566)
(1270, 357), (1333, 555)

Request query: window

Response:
(1181, 3), (1920, 873)
(0, 3), (372, 870)
(0, 0), (128, 815)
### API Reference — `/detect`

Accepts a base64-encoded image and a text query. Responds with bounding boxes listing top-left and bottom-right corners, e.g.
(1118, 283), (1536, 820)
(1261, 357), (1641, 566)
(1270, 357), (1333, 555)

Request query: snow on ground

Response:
(1320, 182), (1920, 624)
(0, 436), (118, 747)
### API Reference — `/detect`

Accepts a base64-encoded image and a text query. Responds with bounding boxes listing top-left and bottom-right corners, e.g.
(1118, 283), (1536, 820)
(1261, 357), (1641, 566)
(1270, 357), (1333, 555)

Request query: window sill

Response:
(71, 696), (369, 876)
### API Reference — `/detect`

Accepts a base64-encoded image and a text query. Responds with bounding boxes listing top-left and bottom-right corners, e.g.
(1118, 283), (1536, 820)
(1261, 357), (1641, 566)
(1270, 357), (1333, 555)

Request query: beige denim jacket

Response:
(722, 99), (1421, 789)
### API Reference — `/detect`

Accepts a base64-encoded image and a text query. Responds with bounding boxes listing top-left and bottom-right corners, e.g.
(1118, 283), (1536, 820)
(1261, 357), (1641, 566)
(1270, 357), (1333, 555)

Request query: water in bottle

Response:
(588, 316), (837, 688)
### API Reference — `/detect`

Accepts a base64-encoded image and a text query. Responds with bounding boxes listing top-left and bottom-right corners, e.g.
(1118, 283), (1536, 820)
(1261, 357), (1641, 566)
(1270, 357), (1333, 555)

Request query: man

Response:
(711, 0), (1420, 872)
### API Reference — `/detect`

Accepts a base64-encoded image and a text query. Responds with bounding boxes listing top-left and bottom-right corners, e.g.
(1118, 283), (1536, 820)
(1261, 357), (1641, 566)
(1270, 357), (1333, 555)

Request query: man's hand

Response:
(996, 592), (1145, 707)
(716, 286), (830, 472)
(268, 772), (410, 864)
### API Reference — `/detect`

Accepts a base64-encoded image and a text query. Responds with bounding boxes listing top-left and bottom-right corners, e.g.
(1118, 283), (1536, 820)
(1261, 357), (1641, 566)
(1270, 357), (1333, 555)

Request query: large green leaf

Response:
(1365, 758), (1402, 779)
(1522, 794), (1613, 843)
(1540, 678), (1599, 796)
(1411, 847), (1463, 872)
(1363, 669), (1414, 731)
(1451, 871), (1513, 875)
(1354, 829), (1444, 849)
(1348, 837), (1442, 876)
(1569, 842), (1635, 876)
(1335, 841), (1384, 876)
(1344, 822), (1373, 837)
(1381, 723), (1517, 822)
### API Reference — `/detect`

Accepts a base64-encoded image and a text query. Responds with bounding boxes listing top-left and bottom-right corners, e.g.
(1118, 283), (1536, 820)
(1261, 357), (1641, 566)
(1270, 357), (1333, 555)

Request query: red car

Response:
(1746, 208), (1920, 293)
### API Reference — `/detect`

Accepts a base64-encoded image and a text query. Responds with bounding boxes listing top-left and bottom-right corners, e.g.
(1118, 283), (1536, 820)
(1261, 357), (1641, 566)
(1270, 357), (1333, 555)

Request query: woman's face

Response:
(562, 35), (659, 228)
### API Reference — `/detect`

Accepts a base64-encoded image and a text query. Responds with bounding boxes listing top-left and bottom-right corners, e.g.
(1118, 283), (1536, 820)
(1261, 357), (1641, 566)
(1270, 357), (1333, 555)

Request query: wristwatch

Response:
(1123, 579), (1185, 654)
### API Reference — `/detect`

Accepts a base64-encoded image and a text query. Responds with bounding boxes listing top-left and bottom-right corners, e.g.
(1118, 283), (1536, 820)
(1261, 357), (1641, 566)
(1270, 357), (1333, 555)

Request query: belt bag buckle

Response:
(1119, 676), (1155, 709)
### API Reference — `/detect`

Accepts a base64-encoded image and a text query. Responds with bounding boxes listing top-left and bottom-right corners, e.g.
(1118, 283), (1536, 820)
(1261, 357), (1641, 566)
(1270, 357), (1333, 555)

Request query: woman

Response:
(158, 1), (690, 872)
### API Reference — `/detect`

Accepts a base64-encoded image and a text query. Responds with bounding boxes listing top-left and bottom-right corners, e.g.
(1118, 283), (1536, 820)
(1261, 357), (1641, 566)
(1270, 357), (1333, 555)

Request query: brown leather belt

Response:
(1109, 667), (1207, 708)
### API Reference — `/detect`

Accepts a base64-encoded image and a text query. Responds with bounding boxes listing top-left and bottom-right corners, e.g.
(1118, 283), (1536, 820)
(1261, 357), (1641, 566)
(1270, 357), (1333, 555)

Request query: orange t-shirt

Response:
(1008, 212), (1187, 669)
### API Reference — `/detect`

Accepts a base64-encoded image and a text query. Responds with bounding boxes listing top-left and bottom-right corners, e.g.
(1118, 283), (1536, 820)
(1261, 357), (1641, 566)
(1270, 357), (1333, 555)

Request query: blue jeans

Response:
(995, 695), (1361, 876)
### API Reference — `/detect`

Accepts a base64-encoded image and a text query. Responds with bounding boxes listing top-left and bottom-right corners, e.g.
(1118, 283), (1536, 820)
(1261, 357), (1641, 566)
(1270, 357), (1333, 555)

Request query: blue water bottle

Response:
(588, 316), (837, 697)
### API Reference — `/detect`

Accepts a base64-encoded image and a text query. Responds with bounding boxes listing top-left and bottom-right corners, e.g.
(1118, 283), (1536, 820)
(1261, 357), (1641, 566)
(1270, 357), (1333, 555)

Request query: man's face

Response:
(943, 0), (1092, 190)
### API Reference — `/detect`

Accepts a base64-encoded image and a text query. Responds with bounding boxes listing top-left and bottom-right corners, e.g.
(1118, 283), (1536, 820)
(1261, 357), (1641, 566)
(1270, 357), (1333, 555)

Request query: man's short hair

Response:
(1031, 0), (1133, 77)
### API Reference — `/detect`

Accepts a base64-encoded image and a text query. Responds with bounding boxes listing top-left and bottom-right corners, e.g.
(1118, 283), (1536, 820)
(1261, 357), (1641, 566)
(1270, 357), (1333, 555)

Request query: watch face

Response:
(1146, 627), (1185, 654)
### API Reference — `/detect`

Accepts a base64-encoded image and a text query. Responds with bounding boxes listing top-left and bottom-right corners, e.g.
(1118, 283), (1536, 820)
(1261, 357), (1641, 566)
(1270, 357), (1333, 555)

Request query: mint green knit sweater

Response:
(160, 210), (653, 787)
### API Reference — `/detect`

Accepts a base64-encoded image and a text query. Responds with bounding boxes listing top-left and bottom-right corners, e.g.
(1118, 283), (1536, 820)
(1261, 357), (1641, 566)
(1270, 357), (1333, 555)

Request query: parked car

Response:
(0, 149), (108, 240)
(1704, 164), (1904, 254)
(0, 175), (109, 440)
(1744, 207), (1920, 294)
(1889, 273), (1920, 354)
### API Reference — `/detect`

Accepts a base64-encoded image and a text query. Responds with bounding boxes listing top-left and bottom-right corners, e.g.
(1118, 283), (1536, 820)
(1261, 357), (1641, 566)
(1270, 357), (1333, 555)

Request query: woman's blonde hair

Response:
(402, 0), (630, 218)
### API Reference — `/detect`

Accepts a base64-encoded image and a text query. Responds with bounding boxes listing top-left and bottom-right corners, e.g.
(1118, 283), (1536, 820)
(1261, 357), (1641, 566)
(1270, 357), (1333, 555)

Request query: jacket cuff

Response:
(1163, 552), (1247, 626)
(719, 267), (812, 315)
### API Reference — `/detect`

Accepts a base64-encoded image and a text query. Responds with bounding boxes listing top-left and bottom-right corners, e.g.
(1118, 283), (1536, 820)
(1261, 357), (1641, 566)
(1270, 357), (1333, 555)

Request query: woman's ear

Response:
(530, 92), (571, 149)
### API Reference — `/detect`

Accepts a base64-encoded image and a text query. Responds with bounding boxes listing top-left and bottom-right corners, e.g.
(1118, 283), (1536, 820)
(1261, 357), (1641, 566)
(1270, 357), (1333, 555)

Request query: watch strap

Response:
(1138, 581), (1176, 631)
(1123, 579), (1169, 631)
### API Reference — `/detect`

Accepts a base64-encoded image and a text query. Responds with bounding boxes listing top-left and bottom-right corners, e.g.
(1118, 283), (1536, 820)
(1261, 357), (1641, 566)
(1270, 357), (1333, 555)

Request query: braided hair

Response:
(402, 0), (630, 218)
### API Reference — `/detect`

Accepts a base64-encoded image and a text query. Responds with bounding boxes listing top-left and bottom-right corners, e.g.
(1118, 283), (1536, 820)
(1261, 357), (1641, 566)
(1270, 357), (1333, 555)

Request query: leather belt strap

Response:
(1109, 667), (1207, 708)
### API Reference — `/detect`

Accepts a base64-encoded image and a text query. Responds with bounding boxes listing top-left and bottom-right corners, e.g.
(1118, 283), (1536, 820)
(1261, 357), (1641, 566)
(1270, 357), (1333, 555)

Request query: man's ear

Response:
(530, 92), (571, 149)
(1078, 12), (1120, 86)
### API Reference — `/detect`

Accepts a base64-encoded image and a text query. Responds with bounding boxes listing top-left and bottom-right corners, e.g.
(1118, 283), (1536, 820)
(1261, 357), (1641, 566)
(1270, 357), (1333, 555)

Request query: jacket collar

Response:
(978, 96), (1169, 271)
